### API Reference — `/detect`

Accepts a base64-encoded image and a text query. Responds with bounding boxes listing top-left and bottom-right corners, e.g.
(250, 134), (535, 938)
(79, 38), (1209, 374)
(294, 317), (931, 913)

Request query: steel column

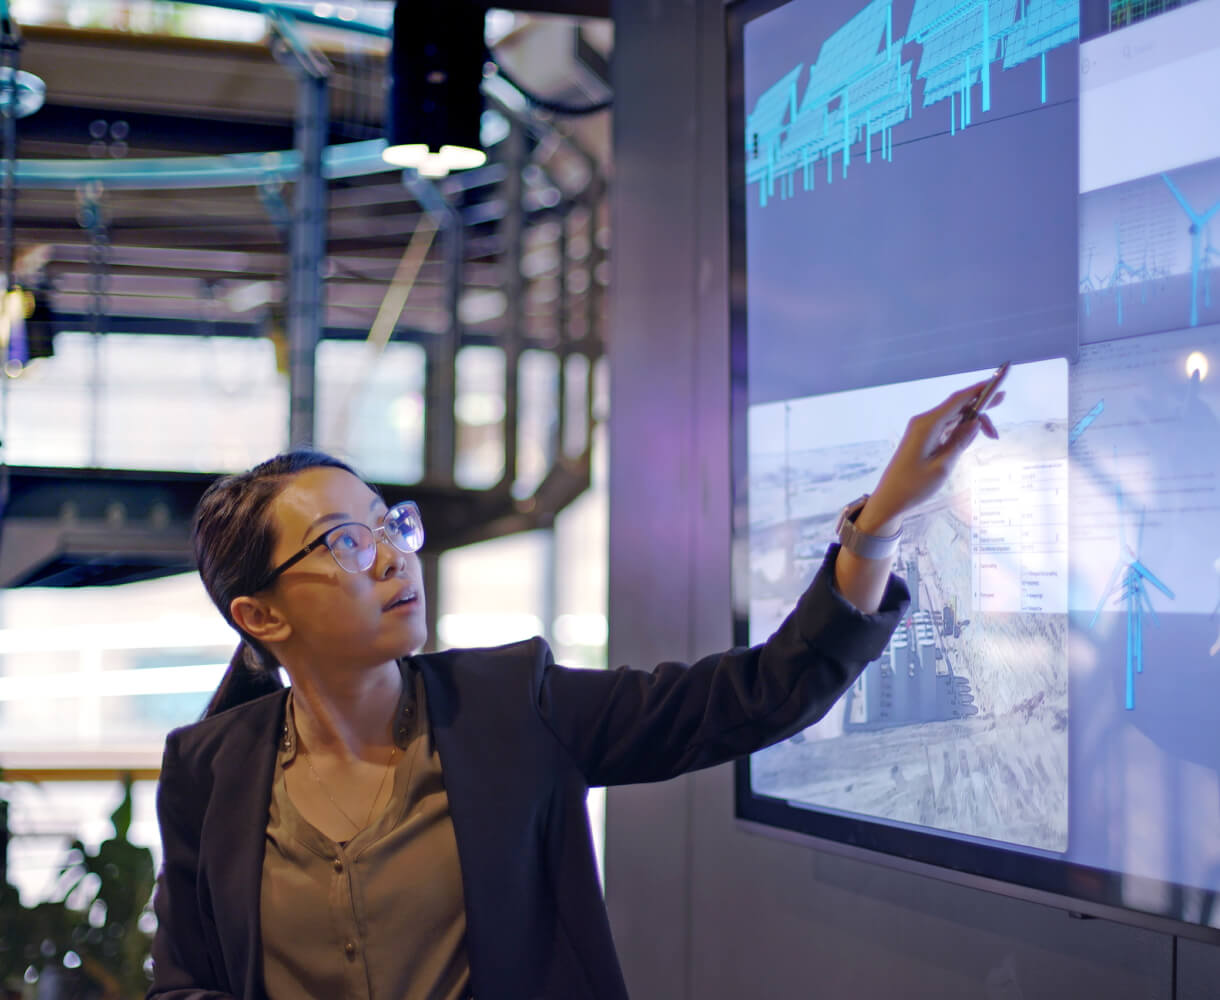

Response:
(0, 2), (21, 541)
(407, 175), (462, 486)
(499, 119), (526, 491)
(555, 203), (570, 459)
(420, 549), (440, 652)
(582, 171), (604, 461)
(286, 60), (329, 447)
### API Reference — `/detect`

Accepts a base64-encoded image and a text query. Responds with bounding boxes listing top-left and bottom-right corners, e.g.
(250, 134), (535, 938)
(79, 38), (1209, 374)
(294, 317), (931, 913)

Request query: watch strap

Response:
(837, 495), (902, 560)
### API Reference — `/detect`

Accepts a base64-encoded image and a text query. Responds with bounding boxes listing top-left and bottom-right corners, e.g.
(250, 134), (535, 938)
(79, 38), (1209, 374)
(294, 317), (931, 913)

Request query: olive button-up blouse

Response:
(260, 666), (472, 1000)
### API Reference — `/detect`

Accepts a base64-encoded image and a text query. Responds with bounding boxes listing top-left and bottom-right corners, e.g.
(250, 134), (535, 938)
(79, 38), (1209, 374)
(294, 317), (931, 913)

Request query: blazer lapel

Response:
(417, 653), (504, 995)
(199, 690), (287, 1000)
(416, 647), (555, 998)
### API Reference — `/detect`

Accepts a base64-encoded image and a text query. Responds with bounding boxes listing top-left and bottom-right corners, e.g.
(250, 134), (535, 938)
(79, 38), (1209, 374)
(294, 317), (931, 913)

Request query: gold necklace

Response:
(303, 742), (398, 836)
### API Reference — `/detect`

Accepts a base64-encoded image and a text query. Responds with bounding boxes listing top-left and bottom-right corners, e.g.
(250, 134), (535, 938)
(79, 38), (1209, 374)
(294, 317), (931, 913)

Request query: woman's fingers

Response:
(930, 380), (989, 422)
(870, 377), (1005, 524)
(920, 381), (989, 444)
(938, 407), (984, 458)
(929, 381), (1005, 449)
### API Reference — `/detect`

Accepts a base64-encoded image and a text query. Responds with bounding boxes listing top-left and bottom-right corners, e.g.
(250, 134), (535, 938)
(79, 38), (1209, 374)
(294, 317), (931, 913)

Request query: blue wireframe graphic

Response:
(746, 65), (803, 208)
(1003, 0), (1080, 104)
(908, 0), (1018, 130)
(1160, 172), (1220, 328)
(1069, 399), (1104, 445)
(789, 0), (910, 185)
(1088, 479), (1175, 711)
(745, 0), (1079, 206)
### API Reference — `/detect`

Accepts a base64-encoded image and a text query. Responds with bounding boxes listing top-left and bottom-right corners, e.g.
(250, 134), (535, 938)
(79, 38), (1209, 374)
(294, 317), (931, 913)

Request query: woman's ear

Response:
(230, 595), (291, 646)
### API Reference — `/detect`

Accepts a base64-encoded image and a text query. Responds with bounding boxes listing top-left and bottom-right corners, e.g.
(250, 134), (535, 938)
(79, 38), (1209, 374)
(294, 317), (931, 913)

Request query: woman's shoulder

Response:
(412, 635), (553, 677)
(409, 638), (555, 713)
(163, 686), (289, 769)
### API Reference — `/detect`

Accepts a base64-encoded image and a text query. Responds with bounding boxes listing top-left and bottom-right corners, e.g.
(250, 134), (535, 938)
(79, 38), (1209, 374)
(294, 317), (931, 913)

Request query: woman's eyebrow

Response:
(300, 495), (386, 542)
(302, 512), (350, 542)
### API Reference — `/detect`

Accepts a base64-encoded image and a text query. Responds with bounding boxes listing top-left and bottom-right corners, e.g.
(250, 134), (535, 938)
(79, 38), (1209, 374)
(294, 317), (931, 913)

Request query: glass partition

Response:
(0, 572), (233, 765)
(454, 345), (507, 489)
(315, 339), (426, 484)
(5, 332), (288, 471)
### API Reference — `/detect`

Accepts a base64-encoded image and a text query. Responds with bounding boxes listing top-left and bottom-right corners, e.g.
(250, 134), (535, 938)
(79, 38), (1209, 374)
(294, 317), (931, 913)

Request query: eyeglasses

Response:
(253, 500), (425, 593)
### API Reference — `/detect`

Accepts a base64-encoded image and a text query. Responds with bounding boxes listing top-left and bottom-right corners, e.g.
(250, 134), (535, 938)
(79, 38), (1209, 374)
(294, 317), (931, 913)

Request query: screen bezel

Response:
(725, 0), (1220, 944)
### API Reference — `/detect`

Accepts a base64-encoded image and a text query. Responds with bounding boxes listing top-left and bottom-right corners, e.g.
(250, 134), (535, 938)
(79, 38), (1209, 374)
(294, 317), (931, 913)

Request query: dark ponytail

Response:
(193, 449), (359, 718)
(204, 641), (285, 718)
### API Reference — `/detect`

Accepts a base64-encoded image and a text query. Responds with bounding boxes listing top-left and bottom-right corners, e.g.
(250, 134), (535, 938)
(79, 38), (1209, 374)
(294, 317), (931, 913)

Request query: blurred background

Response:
(0, 2), (611, 993)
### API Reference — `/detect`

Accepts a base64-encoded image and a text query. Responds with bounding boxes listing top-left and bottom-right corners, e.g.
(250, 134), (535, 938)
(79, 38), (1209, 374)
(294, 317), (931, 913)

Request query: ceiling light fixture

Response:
(383, 0), (490, 178)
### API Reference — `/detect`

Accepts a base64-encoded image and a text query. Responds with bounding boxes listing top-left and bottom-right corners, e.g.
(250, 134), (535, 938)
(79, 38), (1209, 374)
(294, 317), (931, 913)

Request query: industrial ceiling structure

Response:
(0, 1), (612, 589)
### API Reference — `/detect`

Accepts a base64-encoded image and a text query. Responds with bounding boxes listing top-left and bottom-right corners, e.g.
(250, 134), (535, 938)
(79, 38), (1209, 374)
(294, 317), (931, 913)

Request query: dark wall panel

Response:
(605, 0), (700, 997)
(689, 766), (1173, 1000)
(1179, 938), (1220, 1000)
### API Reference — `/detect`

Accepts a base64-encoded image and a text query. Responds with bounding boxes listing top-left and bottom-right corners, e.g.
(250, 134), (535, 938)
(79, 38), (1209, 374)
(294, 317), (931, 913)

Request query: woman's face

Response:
(260, 466), (428, 667)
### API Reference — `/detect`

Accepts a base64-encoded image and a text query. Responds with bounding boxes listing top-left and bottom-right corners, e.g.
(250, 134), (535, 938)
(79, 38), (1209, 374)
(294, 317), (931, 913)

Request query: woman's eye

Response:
(331, 529), (362, 551)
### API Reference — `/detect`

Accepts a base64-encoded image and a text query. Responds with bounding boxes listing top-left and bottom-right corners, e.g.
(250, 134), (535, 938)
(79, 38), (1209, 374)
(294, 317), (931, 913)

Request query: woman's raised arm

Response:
(834, 380), (1000, 613)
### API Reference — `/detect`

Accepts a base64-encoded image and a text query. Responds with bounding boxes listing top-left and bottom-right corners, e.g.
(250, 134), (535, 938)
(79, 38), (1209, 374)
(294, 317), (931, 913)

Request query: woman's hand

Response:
(853, 380), (1001, 537)
(834, 381), (1002, 612)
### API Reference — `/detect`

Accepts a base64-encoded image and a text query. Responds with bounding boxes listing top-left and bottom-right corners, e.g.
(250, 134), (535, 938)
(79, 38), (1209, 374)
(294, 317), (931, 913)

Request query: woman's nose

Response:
(375, 532), (407, 577)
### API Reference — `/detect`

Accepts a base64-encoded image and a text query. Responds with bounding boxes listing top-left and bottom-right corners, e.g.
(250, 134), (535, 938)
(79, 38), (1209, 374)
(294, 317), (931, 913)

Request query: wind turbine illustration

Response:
(1088, 473), (1175, 711)
(1079, 245), (1099, 317)
(1161, 172), (1220, 328)
(1103, 222), (1159, 326)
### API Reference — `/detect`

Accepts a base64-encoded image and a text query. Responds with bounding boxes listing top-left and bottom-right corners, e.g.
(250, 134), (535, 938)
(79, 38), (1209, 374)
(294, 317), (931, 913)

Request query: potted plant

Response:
(0, 774), (155, 999)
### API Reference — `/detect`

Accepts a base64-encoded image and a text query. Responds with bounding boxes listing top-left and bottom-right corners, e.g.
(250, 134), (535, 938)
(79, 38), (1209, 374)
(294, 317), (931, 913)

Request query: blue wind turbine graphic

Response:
(1088, 484), (1174, 711)
(1104, 221), (1160, 326)
(1161, 172), (1220, 328)
(1079, 245), (1099, 317)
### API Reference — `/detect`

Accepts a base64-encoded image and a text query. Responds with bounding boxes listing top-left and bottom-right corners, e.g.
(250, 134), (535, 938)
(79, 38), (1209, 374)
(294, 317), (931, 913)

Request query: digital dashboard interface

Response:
(731, 0), (1220, 935)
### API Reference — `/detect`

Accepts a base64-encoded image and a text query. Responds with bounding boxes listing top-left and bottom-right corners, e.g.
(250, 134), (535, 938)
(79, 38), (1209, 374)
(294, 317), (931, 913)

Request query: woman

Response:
(148, 382), (998, 1000)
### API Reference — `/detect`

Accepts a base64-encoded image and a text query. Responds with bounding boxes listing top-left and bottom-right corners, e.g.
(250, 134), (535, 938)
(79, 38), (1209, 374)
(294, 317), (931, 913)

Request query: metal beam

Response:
(0, 464), (579, 587)
(13, 137), (392, 190)
(20, 103), (296, 157)
(170, 0), (610, 38)
(274, 15), (331, 448)
(508, 1), (610, 15)
(43, 312), (567, 352)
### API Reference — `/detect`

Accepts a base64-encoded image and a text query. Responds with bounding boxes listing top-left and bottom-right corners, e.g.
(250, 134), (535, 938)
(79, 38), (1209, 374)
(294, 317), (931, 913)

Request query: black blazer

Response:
(147, 550), (907, 1000)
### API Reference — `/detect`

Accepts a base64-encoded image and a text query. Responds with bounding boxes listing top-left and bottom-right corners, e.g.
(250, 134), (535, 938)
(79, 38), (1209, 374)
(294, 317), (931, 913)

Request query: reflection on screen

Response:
(736, 0), (1220, 928)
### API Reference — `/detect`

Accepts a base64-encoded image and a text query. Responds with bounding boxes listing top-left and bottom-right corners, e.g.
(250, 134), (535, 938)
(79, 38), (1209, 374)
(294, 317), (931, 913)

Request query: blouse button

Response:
(333, 858), (343, 874)
(344, 941), (356, 960)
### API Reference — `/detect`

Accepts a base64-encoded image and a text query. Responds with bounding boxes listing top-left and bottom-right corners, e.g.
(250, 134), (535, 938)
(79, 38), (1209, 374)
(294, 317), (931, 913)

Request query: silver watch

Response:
(835, 494), (901, 560)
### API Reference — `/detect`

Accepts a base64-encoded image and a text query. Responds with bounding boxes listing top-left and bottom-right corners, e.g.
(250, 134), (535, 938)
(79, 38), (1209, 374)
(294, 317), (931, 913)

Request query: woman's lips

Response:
(383, 588), (419, 612)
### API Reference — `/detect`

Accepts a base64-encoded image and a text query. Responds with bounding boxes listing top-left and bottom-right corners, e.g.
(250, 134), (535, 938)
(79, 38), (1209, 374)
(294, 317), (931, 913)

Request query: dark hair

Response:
(194, 449), (360, 717)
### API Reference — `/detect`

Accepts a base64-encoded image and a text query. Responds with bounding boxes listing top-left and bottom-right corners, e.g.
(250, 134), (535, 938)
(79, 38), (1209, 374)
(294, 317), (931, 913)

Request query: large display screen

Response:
(730, 0), (1220, 937)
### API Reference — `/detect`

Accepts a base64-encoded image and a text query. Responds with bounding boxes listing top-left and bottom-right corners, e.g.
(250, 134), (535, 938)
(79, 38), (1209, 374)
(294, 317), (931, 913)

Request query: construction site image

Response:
(748, 360), (1069, 851)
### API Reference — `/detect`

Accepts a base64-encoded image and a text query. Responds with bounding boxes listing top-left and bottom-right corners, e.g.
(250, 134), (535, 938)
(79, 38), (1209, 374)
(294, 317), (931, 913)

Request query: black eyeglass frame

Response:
(251, 500), (424, 594)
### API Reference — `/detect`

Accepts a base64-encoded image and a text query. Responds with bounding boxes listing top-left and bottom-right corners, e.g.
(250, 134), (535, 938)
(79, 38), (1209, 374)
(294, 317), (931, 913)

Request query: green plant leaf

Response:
(109, 773), (134, 842)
